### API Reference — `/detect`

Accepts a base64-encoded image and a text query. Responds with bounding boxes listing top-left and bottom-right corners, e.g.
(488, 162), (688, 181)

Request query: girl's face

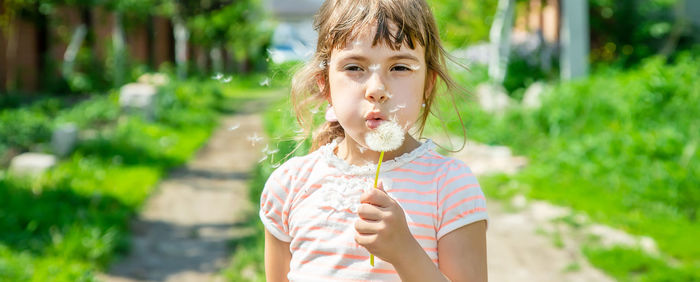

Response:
(326, 24), (433, 150)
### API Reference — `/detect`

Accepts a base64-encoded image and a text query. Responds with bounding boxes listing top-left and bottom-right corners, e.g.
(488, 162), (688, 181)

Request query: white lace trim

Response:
(319, 138), (436, 175)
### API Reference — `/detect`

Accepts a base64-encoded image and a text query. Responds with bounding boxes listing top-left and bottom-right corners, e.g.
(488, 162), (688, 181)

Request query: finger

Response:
(357, 203), (383, 220)
(360, 187), (393, 208)
(354, 232), (378, 248)
(354, 218), (384, 234)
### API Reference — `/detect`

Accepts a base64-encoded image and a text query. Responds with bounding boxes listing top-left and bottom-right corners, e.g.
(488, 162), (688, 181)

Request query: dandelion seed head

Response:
(365, 121), (405, 152)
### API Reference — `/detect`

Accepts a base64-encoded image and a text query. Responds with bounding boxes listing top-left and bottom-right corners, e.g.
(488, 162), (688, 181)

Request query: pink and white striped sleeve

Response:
(259, 165), (294, 242)
(436, 158), (489, 239)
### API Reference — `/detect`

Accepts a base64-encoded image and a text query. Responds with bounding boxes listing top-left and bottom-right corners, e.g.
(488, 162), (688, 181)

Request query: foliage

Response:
(0, 74), (239, 281)
(589, 0), (695, 67)
(431, 0), (498, 49)
(440, 54), (700, 280)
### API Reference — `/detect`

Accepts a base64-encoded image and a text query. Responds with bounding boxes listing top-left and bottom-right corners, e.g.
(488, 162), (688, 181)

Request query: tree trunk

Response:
(173, 16), (189, 80)
(113, 12), (127, 87)
(489, 0), (515, 85)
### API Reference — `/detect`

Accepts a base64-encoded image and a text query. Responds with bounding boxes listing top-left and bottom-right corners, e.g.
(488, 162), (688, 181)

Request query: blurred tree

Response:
(589, 0), (695, 67)
(431, 0), (498, 49)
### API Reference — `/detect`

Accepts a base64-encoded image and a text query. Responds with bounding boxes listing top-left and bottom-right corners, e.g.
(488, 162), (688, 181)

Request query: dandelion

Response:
(228, 123), (240, 131)
(364, 121), (405, 267)
(259, 77), (271, 87)
(247, 133), (263, 146)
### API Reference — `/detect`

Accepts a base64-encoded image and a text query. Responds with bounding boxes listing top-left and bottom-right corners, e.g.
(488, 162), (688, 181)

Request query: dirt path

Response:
(100, 99), (270, 282)
(449, 141), (615, 282)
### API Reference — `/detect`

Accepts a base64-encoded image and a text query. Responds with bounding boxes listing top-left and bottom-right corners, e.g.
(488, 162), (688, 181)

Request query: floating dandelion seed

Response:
(310, 107), (320, 114)
(353, 40), (363, 46)
(410, 65), (421, 70)
(212, 73), (224, 80)
(271, 163), (281, 168)
(357, 145), (367, 153)
(222, 76), (232, 83)
(258, 155), (268, 163)
(228, 123), (240, 131)
(267, 149), (279, 155)
(385, 92), (393, 99)
(247, 133), (263, 146)
(259, 77), (271, 87)
(377, 84), (385, 91)
(294, 128), (304, 134)
(319, 61), (327, 69)
(368, 64), (380, 72)
(390, 104), (406, 113)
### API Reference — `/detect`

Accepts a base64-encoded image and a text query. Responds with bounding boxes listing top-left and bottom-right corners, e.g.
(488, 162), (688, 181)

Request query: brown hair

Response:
(291, 0), (465, 152)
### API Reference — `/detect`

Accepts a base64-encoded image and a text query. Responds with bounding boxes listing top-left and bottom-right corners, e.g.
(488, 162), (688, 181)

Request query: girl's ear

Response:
(317, 74), (331, 103)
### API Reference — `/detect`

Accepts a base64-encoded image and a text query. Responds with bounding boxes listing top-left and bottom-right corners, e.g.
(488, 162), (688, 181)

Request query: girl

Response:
(260, 0), (488, 281)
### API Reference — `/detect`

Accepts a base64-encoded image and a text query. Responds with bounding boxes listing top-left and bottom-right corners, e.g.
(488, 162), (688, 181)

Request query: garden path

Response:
(99, 98), (270, 282)
(448, 140), (614, 282)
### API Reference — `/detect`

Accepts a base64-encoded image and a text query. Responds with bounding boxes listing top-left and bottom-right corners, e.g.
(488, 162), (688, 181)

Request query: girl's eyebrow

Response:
(337, 53), (420, 63)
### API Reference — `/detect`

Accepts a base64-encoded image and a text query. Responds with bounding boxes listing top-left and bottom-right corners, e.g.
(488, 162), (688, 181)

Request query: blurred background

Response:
(1, 0), (698, 281)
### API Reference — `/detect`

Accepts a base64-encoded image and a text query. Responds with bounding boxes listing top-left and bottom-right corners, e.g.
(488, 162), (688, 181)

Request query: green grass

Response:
(0, 74), (278, 281)
(439, 54), (700, 280)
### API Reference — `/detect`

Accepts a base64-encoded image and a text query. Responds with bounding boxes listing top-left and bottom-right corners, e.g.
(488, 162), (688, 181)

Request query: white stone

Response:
(523, 81), (547, 109)
(119, 83), (157, 119)
(52, 123), (78, 157)
(511, 194), (528, 209)
(9, 153), (57, 176)
(476, 83), (512, 114)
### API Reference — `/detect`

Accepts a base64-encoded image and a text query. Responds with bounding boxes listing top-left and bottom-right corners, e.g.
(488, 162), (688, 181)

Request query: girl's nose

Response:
(365, 75), (388, 103)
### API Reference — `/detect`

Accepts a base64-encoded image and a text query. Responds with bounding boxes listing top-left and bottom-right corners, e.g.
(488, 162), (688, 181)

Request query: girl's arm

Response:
(391, 220), (487, 282)
(264, 229), (291, 282)
(437, 220), (488, 282)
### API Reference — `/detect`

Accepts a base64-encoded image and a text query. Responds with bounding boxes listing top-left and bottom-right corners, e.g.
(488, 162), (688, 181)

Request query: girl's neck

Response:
(336, 134), (421, 167)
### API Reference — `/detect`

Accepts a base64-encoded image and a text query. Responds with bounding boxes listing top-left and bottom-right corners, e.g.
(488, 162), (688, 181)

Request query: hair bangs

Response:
(323, 0), (428, 52)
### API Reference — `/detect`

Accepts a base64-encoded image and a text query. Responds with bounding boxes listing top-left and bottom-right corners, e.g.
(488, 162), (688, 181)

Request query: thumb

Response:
(376, 179), (386, 192)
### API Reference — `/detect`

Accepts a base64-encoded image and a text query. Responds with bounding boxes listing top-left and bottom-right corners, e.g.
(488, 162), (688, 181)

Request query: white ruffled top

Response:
(318, 138), (436, 175)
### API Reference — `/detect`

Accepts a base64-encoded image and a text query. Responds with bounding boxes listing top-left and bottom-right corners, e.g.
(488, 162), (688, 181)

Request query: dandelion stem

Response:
(370, 150), (385, 267)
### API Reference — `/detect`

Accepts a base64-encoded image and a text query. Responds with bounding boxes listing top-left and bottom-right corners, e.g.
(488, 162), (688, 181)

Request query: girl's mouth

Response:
(365, 112), (387, 129)
(366, 118), (384, 129)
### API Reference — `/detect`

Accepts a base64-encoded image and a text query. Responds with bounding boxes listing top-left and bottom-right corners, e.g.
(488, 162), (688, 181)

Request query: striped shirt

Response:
(260, 139), (488, 281)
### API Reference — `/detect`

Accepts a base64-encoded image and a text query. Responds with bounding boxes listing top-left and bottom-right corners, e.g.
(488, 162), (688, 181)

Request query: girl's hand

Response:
(354, 180), (420, 265)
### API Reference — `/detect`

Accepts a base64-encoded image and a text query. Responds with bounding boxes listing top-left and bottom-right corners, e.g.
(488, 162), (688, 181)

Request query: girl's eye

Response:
(344, 65), (364, 72)
(391, 65), (411, 72)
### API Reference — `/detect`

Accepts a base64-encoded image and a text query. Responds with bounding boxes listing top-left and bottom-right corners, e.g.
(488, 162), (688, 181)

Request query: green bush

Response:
(446, 54), (700, 279)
